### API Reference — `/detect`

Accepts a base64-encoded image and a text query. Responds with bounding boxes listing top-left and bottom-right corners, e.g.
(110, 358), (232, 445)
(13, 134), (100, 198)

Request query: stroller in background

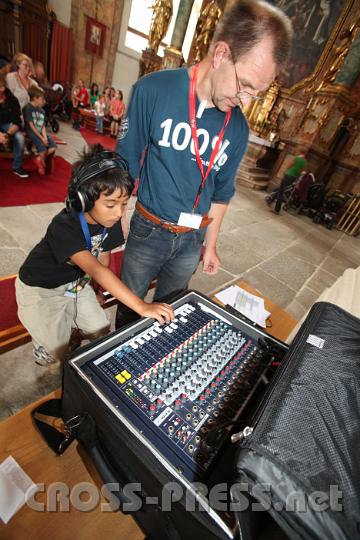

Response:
(289, 181), (327, 217)
(283, 171), (316, 212)
(41, 83), (69, 133)
(265, 172), (322, 214)
(312, 190), (349, 229)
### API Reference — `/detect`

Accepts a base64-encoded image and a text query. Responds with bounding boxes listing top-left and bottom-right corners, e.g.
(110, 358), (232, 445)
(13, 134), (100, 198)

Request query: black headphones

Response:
(66, 150), (129, 212)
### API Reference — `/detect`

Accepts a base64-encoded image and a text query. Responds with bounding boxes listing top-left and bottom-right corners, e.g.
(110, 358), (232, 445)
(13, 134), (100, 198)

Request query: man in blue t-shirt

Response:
(116, 0), (293, 327)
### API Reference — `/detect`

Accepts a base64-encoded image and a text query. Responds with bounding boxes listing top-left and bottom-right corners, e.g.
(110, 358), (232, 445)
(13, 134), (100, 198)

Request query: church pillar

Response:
(162, 0), (195, 69)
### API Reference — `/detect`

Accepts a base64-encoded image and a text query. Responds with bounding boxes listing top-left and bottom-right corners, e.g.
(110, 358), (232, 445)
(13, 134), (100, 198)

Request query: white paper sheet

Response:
(215, 285), (271, 328)
(0, 456), (38, 524)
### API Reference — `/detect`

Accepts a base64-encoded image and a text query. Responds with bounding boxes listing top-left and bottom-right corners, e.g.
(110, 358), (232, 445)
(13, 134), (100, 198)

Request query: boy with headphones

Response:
(15, 145), (174, 366)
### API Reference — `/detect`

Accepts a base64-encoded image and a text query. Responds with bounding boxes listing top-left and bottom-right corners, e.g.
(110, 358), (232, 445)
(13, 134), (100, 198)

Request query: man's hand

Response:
(41, 136), (49, 147)
(0, 132), (8, 145)
(140, 302), (175, 324)
(202, 246), (221, 274)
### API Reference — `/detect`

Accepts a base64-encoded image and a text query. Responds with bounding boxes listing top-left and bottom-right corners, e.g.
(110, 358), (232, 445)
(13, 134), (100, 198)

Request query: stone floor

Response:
(1, 121), (359, 420)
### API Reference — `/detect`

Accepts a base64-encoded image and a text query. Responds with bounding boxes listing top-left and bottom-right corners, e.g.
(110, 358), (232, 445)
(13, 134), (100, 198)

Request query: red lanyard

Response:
(189, 64), (232, 211)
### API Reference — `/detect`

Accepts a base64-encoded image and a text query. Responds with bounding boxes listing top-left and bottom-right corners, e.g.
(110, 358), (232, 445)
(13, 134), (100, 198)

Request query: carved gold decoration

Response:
(302, 98), (329, 135)
(162, 46), (183, 69)
(315, 21), (360, 92)
(147, 0), (173, 54)
(139, 49), (163, 78)
(252, 81), (280, 134)
(319, 109), (344, 144)
(193, 0), (222, 63)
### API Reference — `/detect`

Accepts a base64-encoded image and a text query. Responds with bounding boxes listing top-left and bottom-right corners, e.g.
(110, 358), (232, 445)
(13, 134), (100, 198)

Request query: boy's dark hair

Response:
(28, 86), (45, 100)
(67, 144), (134, 212)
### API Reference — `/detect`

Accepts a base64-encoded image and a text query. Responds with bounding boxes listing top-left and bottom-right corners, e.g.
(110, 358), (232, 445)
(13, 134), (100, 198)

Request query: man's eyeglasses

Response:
(230, 50), (264, 103)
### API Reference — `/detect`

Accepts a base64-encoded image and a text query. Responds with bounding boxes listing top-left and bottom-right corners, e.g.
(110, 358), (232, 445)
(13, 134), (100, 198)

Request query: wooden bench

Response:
(78, 109), (111, 133)
(0, 251), (131, 354)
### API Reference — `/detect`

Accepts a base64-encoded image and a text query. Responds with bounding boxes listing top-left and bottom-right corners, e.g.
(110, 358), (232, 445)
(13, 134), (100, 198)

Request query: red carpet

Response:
(80, 128), (116, 151)
(0, 156), (72, 207)
(0, 276), (20, 332)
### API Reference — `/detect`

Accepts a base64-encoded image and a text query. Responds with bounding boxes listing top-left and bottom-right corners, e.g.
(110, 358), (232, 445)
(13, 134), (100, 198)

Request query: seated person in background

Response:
(77, 79), (90, 108)
(6, 52), (39, 111)
(23, 86), (57, 175)
(110, 89), (125, 138)
(103, 86), (112, 117)
(72, 79), (90, 130)
(71, 85), (80, 109)
(89, 82), (99, 109)
(0, 72), (29, 178)
(15, 145), (174, 365)
(94, 94), (106, 134)
(71, 84), (81, 129)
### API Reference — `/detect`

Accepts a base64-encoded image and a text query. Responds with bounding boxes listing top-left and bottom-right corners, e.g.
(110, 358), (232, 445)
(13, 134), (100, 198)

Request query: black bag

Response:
(232, 302), (360, 540)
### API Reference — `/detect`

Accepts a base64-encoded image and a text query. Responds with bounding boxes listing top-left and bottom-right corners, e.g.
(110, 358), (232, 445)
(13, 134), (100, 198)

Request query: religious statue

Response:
(316, 22), (360, 91)
(193, 0), (222, 63)
(147, 0), (173, 55)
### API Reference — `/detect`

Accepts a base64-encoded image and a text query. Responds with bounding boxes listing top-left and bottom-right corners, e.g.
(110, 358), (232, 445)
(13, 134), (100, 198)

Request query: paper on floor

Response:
(215, 285), (271, 328)
(0, 456), (38, 524)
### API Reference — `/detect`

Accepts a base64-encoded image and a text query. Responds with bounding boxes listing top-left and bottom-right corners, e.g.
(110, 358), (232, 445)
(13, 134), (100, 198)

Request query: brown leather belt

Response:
(136, 202), (213, 234)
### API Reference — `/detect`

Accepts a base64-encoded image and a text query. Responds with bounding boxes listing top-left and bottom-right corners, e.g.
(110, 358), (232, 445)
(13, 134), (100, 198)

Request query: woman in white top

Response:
(6, 53), (39, 111)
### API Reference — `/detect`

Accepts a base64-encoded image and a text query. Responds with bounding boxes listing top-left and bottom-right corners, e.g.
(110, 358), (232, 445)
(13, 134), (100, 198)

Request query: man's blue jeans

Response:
(0, 123), (24, 170)
(115, 210), (206, 327)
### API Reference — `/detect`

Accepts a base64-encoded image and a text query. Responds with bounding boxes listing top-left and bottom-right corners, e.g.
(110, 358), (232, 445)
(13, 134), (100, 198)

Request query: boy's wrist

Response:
(134, 299), (149, 317)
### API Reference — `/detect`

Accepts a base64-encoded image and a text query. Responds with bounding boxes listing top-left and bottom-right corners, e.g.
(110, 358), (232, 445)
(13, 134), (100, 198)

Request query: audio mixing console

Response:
(70, 291), (287, 481)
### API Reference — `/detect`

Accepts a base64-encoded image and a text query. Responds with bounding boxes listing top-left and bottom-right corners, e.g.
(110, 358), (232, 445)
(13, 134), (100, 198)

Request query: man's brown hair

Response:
(212, 0), (293, 71)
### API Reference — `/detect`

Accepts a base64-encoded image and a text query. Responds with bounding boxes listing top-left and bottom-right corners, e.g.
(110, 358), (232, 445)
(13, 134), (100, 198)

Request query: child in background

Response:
(103, 86), (112, 117)
(71, 85), (80, 109)
(23, 86), (57, 175)
(89, 82), (99, 109)
(94, 94), (106, 134)
(110, 90), (125, 138)
(15, 145), (174, 365)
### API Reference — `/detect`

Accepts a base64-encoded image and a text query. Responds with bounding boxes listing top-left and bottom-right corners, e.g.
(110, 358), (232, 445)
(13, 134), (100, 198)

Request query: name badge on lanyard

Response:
(64, 213), (107, 298)
(177, 64), (232, 229)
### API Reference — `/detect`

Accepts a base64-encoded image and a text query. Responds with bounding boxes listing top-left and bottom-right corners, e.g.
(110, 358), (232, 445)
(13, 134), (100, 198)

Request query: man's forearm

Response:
(204, 202), (229, 250)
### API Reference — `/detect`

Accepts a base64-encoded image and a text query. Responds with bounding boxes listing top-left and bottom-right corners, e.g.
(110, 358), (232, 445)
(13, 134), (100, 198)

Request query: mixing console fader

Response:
(71, 291), (286, 481)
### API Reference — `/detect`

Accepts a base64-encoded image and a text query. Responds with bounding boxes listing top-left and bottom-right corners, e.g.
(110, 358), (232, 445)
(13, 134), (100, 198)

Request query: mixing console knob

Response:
(174, 399), (181, 410)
